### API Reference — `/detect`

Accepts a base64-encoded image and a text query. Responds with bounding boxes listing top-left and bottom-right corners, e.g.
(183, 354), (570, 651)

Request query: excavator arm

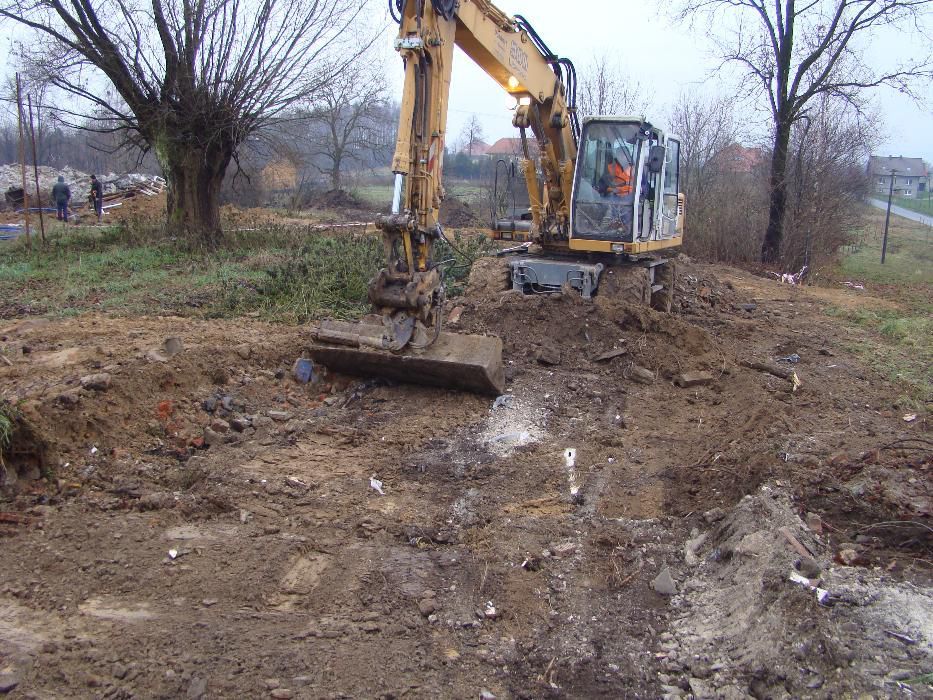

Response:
(311, 0), (582, 394)
(368, 0), (580, 350)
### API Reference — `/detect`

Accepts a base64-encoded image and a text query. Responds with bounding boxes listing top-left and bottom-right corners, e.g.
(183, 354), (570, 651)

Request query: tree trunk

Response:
(761, 116), (792, 264)
(158, 138), (232, 247)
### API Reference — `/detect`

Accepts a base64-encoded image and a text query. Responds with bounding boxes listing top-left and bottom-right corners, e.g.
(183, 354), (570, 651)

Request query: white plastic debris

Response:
(564, 448), (576, 468)
(89, 446), (98, 456)
(492, 394), (514, 410)
(484, 600), (498, 619)
(789, 571), (830, 604)
(903, 413), (917, 422)
(370, 476), (385, 496)
(168, 549), (178, 560)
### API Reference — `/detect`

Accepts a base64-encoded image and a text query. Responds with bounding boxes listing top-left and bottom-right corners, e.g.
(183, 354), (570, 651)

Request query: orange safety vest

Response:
(607, 162), (633, 196)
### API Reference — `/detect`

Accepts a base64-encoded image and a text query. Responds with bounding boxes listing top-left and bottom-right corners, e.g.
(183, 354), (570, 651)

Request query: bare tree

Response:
(678, 0), (933, 264)
(578, 53), (645, 117)
(0, 0), (377, 244)
(305, 66), (388, 191)
(458, 114), (485, 156)
(667, 92), (738, 200)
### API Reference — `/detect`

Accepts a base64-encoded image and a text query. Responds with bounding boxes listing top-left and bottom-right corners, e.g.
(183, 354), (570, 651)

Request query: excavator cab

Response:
(570, 117), (683, 250)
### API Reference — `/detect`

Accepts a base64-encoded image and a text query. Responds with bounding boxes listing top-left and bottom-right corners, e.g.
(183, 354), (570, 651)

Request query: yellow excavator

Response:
(310, 0), (684, 394)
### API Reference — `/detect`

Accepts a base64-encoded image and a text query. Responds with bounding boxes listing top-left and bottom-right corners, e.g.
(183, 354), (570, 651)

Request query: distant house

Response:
(710, 143), (767, 174)
(485, 137), (539, 159)
(459, 139), (491, 157)
(867, 156), (928, 199)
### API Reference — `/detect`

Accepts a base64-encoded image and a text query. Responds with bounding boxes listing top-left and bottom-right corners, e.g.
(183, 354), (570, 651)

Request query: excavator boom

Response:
(311, 0), (575, 394)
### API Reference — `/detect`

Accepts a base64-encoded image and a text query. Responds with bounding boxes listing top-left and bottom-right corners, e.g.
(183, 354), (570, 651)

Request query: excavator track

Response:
(309, 319), (505, 396)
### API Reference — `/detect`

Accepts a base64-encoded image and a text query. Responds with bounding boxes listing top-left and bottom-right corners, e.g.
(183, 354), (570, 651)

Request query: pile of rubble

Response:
(0, 165), (164, 210)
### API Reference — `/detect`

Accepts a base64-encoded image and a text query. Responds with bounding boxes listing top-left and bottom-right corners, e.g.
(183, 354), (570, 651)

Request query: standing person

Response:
(89, 174), (104, 223)
(51, 175), (71, 222)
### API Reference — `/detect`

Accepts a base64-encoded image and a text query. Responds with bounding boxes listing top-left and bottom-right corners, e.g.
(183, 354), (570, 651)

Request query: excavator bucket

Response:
(309, 319), (505, 396)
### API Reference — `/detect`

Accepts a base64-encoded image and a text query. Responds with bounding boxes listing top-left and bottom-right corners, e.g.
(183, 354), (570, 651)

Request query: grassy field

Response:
(353, 180), (488, 210)
(825, 206), (932, 407)
(892, 195), (933, 216)
(838, 206), (932, 286)
(0, 220), (493, 323)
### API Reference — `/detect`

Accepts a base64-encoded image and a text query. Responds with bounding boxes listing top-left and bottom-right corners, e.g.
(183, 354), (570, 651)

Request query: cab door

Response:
(660, 138), (680, 239)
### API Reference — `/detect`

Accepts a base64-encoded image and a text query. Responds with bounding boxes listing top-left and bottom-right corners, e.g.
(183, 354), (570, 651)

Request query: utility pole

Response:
(15, 73), (31, 250)
(27, 94), (46, 245)
(881, 169), (895, 264)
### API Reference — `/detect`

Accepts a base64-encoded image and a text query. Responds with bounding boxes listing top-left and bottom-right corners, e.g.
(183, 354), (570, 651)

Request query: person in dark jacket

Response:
(89, 175), (103, 223)
(51, 175), (71, 222)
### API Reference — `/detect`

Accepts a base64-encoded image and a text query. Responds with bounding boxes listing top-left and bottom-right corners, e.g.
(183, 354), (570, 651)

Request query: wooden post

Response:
(27, 94), (46, 245)
(15, 73), (31, 249)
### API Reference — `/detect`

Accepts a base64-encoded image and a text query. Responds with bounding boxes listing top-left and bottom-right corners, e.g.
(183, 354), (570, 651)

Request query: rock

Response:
(796, 556), (821, 579)
(703, 507), (725, 523)
(626, 364), (655, 384)
(235, 344), (252, 360)
(203, 427), (223, 447)
(838, 548), (860, 566)
(887, 669), (913, 681)
(229, 417), (250, 432)
(652, 567), (677, 596)
(80, 372), (112, 391)
(56, 391), (81, 407)
(202, 397), (218, 413)
(268, 410), (292, 422)
(806, 512), (823, 534)
(210, 419), (230, 433)
(737, 303), (757, 312)
(593, 347), (627, 362)
(186, 676), (208, 699)
(447, 306), (465, 325)
(674, 371), (715, 388)
(112, 663), (128, 679)
(146, 348), (169, 362)
(479, 690), (496, 700)
(534, 343), (562, 366)
(684, 533), (707, 566)
(417, 598), (437, 617)
(688, 677), (715, 699)
(0, 672), (20, 693)
(163, 337), (184, 357)
(270, 690), (293, 699)
(292, 358), (315, 384)
(735, 530), (770, 556)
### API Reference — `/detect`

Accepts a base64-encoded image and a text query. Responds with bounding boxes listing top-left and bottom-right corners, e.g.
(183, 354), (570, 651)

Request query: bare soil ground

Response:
(0, 256), (930, 699)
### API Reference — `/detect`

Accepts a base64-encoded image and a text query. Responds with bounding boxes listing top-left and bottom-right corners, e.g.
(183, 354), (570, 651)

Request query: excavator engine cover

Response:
(310, 319), (505, 396)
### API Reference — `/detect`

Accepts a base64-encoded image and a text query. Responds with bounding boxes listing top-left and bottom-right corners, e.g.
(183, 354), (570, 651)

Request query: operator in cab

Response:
(599, 149), (633, 198)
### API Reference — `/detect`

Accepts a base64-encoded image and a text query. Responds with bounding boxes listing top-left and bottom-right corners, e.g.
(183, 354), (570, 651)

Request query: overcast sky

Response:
(385, 0), (932, 164)
(0, 0), (929, 164)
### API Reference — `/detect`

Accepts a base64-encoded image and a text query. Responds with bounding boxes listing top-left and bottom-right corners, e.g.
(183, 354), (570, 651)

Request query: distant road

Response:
(868, 198), (933, 227)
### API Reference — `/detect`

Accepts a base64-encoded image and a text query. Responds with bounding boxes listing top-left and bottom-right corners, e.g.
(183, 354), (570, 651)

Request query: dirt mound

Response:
(312, 189), (364, 209)
(459, 256), (721, 378)
(664, 486), (933, 697)
(440, 195), (483, 226)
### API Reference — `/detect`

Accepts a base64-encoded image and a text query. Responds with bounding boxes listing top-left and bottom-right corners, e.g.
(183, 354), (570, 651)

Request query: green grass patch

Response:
(836, 207), (933, 287)
(1, 219), (496, 324)
(825, 305), (932, 408)
(892, 196), (933, 216)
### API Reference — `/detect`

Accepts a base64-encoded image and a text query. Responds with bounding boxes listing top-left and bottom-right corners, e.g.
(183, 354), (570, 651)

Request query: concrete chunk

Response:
(675, 371), (715, 388)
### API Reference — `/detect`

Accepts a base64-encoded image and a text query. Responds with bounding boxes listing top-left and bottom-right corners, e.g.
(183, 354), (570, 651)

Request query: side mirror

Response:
(647, 145), (666, 174)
